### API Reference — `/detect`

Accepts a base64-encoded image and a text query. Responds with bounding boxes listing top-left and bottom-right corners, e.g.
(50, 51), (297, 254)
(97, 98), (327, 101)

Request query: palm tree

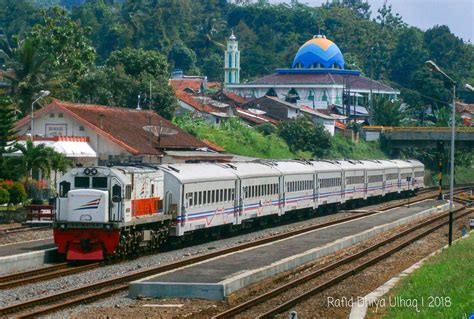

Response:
(14, 139), (51, 184)
(47, 149), (72, 188)
(0, 36), (51, 114)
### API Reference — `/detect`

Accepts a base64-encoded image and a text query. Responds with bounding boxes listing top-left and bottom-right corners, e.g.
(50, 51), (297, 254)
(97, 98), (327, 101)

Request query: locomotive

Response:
(53, 159), (425, 260)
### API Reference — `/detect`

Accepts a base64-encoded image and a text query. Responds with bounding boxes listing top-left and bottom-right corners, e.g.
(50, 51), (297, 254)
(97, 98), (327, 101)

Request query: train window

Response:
(219, 189), (223, 202)
(59, 181), (70, 197)
(75, 176), (89, 188)
(151, 184), (155, 196)
(230, 189), (235, 200)
(194, 192), (198, 206)
(92, 177), (107, 188)
(199, 191), (202, 205)
(203, 191), (207, 205)
(188, 193), (193, 207)
(125, 185), (132, 199)
(211, 190), (215, 203)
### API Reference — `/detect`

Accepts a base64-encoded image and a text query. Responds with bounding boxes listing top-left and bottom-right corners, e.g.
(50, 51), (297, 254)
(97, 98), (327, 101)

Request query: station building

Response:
(14, 100), (231, 166)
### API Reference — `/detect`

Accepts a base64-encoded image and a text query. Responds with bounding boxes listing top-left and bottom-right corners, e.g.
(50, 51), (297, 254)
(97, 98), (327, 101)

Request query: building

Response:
(169, 70), (221, 94)
(244, 96), (342, 135)
(224, 31), (241, 86)
(14, 100), (232, 166)
(225, 34), (398, 115)
(456, 101), (474, 126)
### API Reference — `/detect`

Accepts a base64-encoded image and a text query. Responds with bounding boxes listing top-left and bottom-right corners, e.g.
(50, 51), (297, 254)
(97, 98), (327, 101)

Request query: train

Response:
(53, 159), (425, 260)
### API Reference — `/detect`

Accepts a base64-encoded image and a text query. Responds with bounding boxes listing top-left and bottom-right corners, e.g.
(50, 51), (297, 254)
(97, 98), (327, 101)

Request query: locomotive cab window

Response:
(92, 177), (108, 189)
(75, 176), (89, 188)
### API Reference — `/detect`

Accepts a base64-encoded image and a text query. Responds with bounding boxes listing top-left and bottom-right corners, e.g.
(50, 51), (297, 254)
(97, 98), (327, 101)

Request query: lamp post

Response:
(30, 90), (50, 139)
(425, 60), (455, 245)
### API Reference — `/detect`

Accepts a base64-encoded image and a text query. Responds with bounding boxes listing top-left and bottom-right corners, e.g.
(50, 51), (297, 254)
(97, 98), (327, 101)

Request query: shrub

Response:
(0, 187), (9, 205)
(6, 182), (27, 205)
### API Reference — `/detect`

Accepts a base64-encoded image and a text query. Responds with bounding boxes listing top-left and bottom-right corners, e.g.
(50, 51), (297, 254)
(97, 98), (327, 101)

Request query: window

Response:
(92, 177), (107, 188)
(59, 181), (70, 197)
(230, 189), (235, 200)
(49, 113), (55, 118)
(203, 191), (207, 204)
(220, 189), (223, 202)
(194, 192), (198, 206)
(112, 184), (122, 200)
(199, 191), (202, 205)
(74, 176), (89, 188)
(151, 184), (155, 195)
(212, 190), (215, 203)
(79, 126), (85, 132)
(58, 113), (63, 118)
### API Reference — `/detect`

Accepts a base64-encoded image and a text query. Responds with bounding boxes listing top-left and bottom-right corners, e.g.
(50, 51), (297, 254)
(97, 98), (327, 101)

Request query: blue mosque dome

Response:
(292, 35), (345, 69)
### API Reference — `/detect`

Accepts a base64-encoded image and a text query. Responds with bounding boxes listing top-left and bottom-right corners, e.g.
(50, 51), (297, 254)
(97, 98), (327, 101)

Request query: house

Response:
(14, 100), (232, 165)
(456, 101), (474, 126)
(243, 96), (341, 135)
(175, 92), (233, 125)
(169, 70), (220, 94)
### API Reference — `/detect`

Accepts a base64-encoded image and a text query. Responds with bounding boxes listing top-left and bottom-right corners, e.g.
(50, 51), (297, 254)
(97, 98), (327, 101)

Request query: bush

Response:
(6, 182), (27, 205)
(255, 122), (277, 136)
(0, 187), (9, 205)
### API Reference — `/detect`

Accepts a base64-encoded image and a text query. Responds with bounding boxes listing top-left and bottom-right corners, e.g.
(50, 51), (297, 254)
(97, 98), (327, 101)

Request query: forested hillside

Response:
(1, 0), (473, 120)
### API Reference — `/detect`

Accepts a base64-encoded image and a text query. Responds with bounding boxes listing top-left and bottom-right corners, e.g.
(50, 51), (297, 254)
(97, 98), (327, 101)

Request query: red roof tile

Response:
(176, 92), (215, 113)
(170, 79), (221, 93)
(16, 100), (206, 156)
(456, 101), (474, 114)
(202, 139), (225, 152)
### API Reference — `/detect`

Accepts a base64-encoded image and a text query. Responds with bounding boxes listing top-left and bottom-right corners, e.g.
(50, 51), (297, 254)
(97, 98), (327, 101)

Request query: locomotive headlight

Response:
(91, 168), (98, 175)
(84, 168), (91, 175)
(60, 223), (66, 229)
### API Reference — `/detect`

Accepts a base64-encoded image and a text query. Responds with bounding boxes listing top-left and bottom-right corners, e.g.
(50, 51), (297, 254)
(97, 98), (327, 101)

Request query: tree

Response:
(0, 96), (18, 157)
(371, 96), (402, 126)
(46, 148), (71, 187)
(80, 48), (178, 119)
(278, 115), (331, 158)
(28, 7), (96, 100)
(14, 139), (51, 183)
(0, 37), (51, 114)
(1, 181), (27, 206)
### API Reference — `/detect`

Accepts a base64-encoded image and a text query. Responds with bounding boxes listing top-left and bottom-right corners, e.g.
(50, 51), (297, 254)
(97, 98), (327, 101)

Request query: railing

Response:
(363, 126), (474, 132)
(26, 205), (55, 221)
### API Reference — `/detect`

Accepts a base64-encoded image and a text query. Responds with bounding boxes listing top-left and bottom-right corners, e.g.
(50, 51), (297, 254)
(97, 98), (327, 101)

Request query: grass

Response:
(174, 116), (308, 159)
(328, 134), (388, 160)
(374, 235), (474, 318)
(174, 115), (389, 160)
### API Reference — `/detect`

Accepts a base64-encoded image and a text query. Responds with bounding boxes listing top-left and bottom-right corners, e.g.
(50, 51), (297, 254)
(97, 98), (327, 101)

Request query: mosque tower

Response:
(224, 31), (240, 86)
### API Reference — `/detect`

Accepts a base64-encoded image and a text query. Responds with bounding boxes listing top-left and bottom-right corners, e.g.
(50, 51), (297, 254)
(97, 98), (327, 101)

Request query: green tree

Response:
(46, 148), (71, 187)
(0, 37), (51, 114)
(28, 7), (96, 100)
(14, 139), (51, 183)
(371, 96), (402, 126)
(278, 115), (331, 158)
(0, 96), (18, 157)
(80, 48), (178, 119)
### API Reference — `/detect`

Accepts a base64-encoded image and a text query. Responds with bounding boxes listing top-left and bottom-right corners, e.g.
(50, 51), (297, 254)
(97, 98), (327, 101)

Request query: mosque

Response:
(224, 33), (399, 116)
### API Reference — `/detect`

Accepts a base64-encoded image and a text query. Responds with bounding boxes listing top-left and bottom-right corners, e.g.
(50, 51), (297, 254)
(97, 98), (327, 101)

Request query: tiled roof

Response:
(16, 100), (206, 156)
(235, 108), (279, 125)
(202, 139), (226, 152)
(170, 78), (221, 93)
(221, 92), (248, 105)
(248, 73), (396, 92)
(456, 102), (474, 114)
(176, 92), (216, 114)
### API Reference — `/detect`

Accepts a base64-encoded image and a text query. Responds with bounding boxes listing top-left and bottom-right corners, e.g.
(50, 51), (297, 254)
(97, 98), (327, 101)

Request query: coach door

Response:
(110, 177), (122, 222)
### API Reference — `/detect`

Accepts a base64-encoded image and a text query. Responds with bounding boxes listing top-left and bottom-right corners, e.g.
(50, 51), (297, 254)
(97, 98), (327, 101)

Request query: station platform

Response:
(0, 239), (56, 275)
(130, 200), (449, 301)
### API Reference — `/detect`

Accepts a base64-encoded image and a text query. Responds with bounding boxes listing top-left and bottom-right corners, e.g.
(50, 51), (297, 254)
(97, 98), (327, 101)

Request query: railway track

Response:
(0, 262), (100, 290)
(0, 225), (51, 235)
(213, 205), (473, 318)
(0, 186), (471, 317)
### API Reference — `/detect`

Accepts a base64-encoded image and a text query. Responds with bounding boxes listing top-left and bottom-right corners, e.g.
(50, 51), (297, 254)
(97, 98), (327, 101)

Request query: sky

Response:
(269, 0), (473, 42)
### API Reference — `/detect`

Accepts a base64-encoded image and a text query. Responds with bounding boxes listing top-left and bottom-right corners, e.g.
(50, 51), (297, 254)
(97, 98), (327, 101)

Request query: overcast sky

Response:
(269, 0), (473, 42)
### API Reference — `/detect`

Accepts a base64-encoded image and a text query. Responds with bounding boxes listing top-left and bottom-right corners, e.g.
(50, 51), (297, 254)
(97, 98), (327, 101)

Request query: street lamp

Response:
(30, 90), (50, 138)
(465, 83), (474, 92)
(425, 60), (456, 245)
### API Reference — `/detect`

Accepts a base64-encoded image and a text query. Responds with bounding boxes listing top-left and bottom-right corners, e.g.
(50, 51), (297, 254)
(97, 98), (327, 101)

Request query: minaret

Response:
(224, 31), (240, 86)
